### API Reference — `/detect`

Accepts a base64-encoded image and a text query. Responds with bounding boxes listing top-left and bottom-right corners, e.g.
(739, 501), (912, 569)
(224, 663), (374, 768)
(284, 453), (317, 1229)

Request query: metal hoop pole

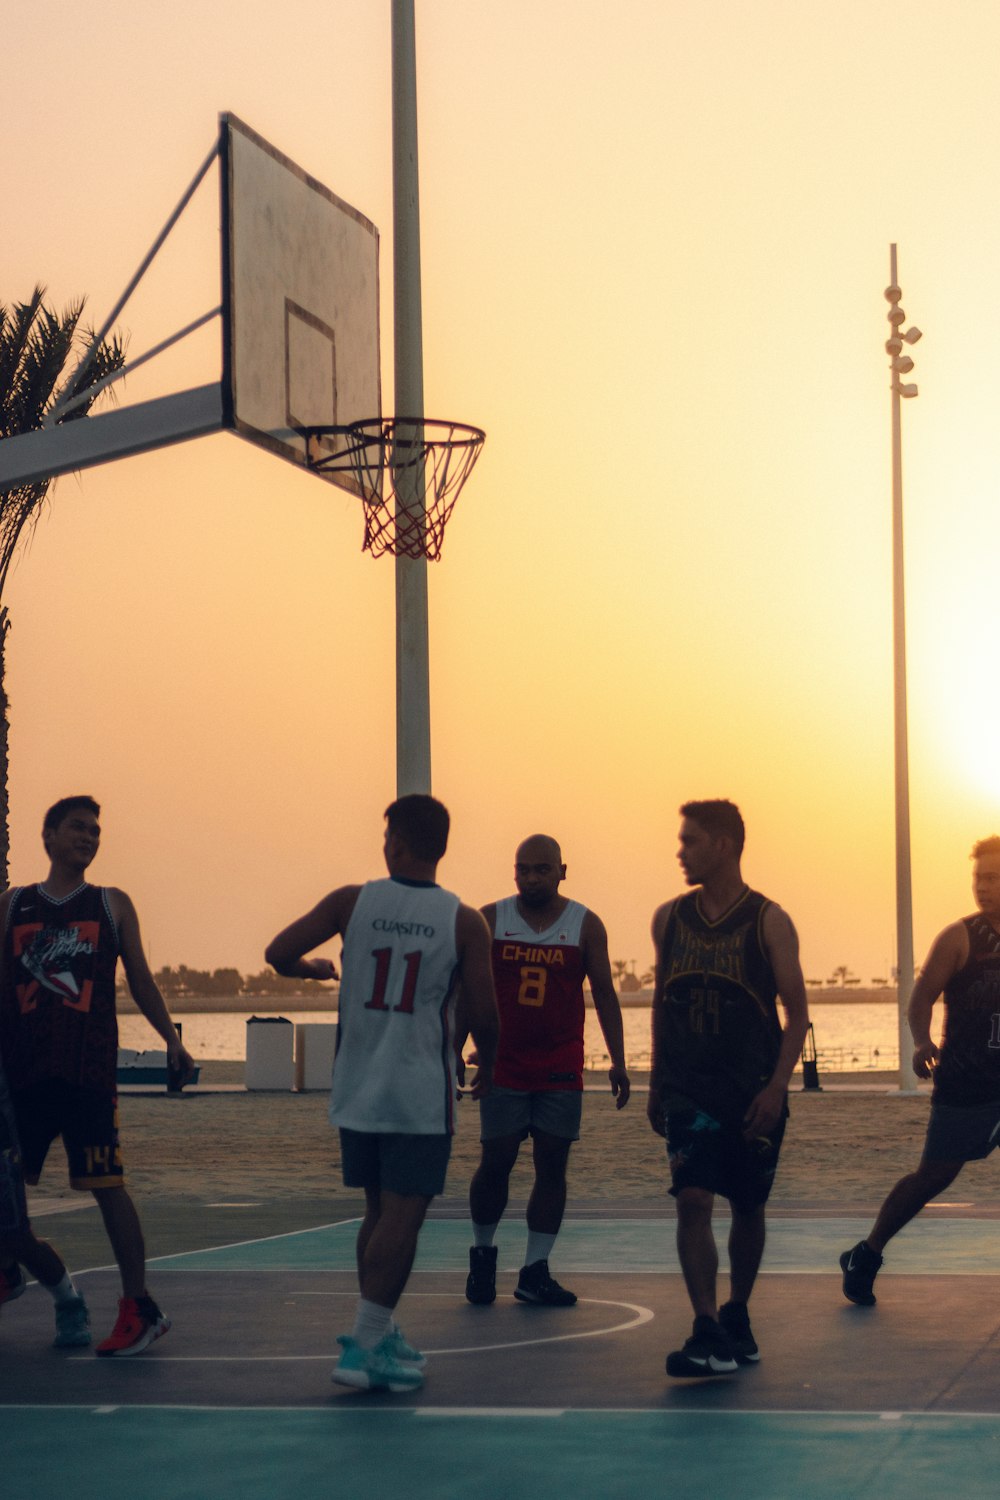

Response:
(392, 0), (431, 795)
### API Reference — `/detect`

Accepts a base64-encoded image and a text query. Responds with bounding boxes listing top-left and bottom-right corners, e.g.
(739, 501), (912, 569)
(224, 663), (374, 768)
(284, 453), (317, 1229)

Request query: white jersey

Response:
(329, 876), (461, 1134)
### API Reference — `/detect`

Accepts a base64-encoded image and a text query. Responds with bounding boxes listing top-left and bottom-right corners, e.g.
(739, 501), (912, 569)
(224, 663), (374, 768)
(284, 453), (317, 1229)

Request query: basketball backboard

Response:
(221, 113), (381, 494)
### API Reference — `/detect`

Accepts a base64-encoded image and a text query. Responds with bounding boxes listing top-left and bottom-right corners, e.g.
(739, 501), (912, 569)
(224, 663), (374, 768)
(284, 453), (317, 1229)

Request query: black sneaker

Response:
(514, 1259), (577, 1306)
(718, 1300), (759, 1364)
(0, 1263), (26, 1310)
(666, 1315), (739, 1377)
(840, 1240), (882, 1306)
(466, 1245), (498, 1305)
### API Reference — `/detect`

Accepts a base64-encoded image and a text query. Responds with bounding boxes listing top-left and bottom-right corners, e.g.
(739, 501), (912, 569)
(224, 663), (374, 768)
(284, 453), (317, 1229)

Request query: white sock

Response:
(45, 1273), (79, 1306)
(524, 1231), (557, 1268)
(472, 1222), (499, 1248)
(352, 1298), (393, 1350)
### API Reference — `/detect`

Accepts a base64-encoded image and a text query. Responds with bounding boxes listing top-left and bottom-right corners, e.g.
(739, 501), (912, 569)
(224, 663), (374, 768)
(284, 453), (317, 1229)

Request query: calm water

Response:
(119, 1000), (934, 1074)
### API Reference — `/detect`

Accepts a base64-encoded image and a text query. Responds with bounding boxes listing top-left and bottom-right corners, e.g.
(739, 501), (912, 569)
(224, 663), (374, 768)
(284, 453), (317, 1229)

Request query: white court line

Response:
(66, 1214), (364, 1280)
(133, 1298), (654, 1361)
(7, 1403), (1000, 1421)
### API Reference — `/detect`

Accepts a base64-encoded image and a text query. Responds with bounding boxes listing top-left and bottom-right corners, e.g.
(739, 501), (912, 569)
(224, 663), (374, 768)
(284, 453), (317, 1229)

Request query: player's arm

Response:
(908, 922), (967, 1078)
(264, 888), (359, 981)
(110, 889), (196, 1079)
(743, 903), (810, 1139)
(0, 889), (12, 992)
(647, 900), (675, 1136)
(455, 904), (499, 1100)
(582, 911), (630, 1108)
(454, 902), (496, 1084)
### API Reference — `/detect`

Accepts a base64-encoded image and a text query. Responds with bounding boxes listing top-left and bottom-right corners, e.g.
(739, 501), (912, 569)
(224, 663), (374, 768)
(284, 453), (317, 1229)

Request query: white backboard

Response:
(221, 113), (381, 492)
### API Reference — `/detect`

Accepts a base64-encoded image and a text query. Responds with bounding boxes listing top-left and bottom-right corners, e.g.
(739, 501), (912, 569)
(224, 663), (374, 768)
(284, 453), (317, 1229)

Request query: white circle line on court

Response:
(109, 1298), (654, 1362)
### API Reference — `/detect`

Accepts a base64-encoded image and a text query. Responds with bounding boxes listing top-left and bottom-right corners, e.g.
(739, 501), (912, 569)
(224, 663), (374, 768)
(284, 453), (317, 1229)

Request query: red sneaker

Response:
(95, 1295), (171, 1357)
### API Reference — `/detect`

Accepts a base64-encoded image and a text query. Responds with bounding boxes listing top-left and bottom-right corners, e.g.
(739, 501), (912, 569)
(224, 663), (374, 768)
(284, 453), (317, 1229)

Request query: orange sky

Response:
(4, 1), (1000, 984)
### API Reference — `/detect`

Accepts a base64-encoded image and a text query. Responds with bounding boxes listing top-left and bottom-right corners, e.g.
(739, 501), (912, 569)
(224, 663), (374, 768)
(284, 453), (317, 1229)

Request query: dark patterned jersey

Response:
(933, 914), (1000, 1106)
(0, 883), (120, 1091)
(657, 888), (782, 1123)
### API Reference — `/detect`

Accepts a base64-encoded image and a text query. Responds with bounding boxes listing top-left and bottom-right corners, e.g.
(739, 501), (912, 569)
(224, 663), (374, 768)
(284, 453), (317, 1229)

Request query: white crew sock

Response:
(352, 1298), (393, 1350)
(472, 1221), (499, 1248)
(45, 1273), (79, 1306)
(524, 1230), (557, 1268)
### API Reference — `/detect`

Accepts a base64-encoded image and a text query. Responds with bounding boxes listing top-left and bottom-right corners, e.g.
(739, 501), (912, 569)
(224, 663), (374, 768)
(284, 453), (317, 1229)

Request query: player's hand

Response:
(468, 1059), (493, 1101)
(609, 1065), (631, 1109)
(647, 1090), (666, 1137)
(742, 1081), (784, 1140)
(167, 1039), (197, 1084)
(304, 957), (338, 982)
(912, 1040), (939, 1079)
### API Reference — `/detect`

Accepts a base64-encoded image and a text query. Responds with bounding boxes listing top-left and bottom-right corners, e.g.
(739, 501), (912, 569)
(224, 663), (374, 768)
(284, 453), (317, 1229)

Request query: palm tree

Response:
(0, 287), (126, 882)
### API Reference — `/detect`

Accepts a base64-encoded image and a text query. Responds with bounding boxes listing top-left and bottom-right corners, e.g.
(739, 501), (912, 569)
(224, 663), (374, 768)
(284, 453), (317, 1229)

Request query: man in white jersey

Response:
(265, 795), (498, 1393)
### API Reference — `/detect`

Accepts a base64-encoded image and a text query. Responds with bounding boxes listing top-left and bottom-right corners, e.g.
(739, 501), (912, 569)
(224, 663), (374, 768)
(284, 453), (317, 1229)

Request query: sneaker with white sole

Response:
(95, 1295), (170, 1357)
(332, 1334), (425, 1392)
(53, 1293), (92, 1348)
(666, 1315), (739, 1377)
(383, 1322), (426, 1369)
(718, 1300), (759, 1364)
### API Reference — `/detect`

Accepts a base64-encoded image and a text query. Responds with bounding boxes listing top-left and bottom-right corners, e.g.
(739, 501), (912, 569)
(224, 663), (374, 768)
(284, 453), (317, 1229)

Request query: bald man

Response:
(461, 835), (630, 1307)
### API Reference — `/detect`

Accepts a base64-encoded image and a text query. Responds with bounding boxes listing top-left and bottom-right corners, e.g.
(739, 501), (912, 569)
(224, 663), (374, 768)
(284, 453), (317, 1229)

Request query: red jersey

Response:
(491, 896), (588, 1091)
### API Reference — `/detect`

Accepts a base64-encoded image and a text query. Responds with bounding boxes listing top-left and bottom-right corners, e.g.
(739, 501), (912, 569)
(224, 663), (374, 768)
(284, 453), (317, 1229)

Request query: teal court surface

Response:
(6, 1210), (1000, 1499)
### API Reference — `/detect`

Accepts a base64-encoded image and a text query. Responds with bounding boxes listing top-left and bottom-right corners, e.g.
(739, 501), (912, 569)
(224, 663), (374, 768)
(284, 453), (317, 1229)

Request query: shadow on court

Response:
(6, 1207), (1000, 1499)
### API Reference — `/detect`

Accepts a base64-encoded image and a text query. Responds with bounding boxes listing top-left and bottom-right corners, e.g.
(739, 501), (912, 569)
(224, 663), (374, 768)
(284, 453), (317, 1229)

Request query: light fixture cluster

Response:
(884, 283), (922, 398)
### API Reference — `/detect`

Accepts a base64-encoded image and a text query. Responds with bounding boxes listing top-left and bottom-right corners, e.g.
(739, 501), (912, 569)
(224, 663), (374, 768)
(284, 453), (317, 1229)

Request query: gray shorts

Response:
(479, 1087), (582, 1143)
(924, 1100), (1000, 1163)
(339, 1128), (452, 1198)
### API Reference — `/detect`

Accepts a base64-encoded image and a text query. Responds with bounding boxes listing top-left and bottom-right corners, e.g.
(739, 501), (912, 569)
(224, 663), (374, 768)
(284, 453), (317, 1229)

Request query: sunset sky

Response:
(4, 0), (999, 987)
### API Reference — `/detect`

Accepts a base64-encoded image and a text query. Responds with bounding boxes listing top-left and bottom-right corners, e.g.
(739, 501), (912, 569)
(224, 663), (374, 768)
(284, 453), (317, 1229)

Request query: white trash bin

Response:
(294, 1022), (338, 1091)
(245, 1016), (294, 1090)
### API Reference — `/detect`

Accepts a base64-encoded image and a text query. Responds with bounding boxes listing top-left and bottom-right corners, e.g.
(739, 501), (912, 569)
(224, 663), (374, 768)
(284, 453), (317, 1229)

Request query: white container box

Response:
(245, 1017), (294, 1090)
(294, 1022), (338, 1092)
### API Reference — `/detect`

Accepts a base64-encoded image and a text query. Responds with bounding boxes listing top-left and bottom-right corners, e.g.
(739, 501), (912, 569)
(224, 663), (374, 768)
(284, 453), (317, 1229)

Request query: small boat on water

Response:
(116, 1047), (201, 1086)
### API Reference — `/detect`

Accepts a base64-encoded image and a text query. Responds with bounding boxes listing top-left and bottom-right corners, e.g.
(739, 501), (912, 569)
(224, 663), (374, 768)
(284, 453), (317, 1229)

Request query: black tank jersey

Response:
(657, 888), (782, 1123)
(933, 914), (1000, 1107)
(0, 883), (120, 1091)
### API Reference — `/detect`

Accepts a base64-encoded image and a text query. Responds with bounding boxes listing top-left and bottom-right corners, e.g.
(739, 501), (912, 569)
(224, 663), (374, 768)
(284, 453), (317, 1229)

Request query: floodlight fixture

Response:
(903, 326), (922, 344)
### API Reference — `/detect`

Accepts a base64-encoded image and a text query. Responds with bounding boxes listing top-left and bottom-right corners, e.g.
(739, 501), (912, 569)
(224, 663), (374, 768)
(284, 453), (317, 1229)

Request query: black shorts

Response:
(12, 1080), (125, 1191)
(0, 1084), (29, 1236)
(924, 1100), (1000, 1163)
(665, 1105), (786, 1212)
(339, 1128), (451, 1198)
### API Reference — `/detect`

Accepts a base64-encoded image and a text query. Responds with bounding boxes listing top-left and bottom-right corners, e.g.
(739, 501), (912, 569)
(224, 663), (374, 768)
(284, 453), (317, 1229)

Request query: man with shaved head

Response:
(462, 834), (630, 1307)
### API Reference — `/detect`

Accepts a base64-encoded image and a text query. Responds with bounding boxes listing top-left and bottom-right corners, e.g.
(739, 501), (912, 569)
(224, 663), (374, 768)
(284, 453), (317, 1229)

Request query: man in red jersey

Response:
(841, 836), (1000, 1308)
(462, 834), (630, 1307)
(0, 795), (194, 1357)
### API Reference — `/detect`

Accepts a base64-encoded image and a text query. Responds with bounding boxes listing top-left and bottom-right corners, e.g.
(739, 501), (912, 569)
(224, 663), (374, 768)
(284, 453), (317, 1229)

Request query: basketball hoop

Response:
(303, 417), (485, 560)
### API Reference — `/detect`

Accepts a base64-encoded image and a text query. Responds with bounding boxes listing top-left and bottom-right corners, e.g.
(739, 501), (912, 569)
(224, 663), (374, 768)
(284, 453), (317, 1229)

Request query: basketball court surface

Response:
(6, 1202), (1000, 1499)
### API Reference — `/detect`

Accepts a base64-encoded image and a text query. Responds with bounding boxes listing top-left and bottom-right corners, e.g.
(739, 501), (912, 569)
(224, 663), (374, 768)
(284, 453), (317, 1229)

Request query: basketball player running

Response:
(463, 835), (630, 1309)
(265, 794), (498, 1393)
(841, 837), (1000, 1307)
(649, 800), (808, 1376)
(0, 795), (194, 1356)
(0, 1049), (91, 1347)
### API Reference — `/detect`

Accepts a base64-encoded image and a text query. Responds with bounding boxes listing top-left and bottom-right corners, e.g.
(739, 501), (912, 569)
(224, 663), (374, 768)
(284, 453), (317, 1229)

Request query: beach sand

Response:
(27, 1064), (1000, 1220)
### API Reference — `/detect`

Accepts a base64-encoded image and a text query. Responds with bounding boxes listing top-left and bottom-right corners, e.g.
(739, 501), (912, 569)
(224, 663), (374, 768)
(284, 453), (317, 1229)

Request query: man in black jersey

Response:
(841, 836), (1000, 1308)
(648, 800), (809, 1377)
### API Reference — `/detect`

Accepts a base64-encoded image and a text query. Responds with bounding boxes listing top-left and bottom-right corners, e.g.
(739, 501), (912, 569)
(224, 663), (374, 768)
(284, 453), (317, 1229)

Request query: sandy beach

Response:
(27, 1064), (1000, 1220)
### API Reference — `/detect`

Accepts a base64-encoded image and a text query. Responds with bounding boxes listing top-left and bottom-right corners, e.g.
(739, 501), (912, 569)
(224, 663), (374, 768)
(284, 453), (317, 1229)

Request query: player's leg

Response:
(716, 1109), (785, 1363)
(514, 1094), (582, 1306)
(841, 1101), (983, 1307)
(663, 1108), (738, 1376)
(467, 1088), (529, 1304)
(334, 1132), (447, 1392)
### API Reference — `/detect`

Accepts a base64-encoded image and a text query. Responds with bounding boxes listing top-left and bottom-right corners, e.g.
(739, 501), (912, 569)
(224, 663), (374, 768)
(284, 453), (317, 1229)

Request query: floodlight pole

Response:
(391, 0), (432, 796)
(885, 244), (921, 1093)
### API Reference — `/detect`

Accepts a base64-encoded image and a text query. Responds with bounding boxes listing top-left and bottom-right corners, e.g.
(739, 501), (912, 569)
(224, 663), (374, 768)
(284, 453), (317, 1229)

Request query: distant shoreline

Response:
(118, 986), (900, 1015)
